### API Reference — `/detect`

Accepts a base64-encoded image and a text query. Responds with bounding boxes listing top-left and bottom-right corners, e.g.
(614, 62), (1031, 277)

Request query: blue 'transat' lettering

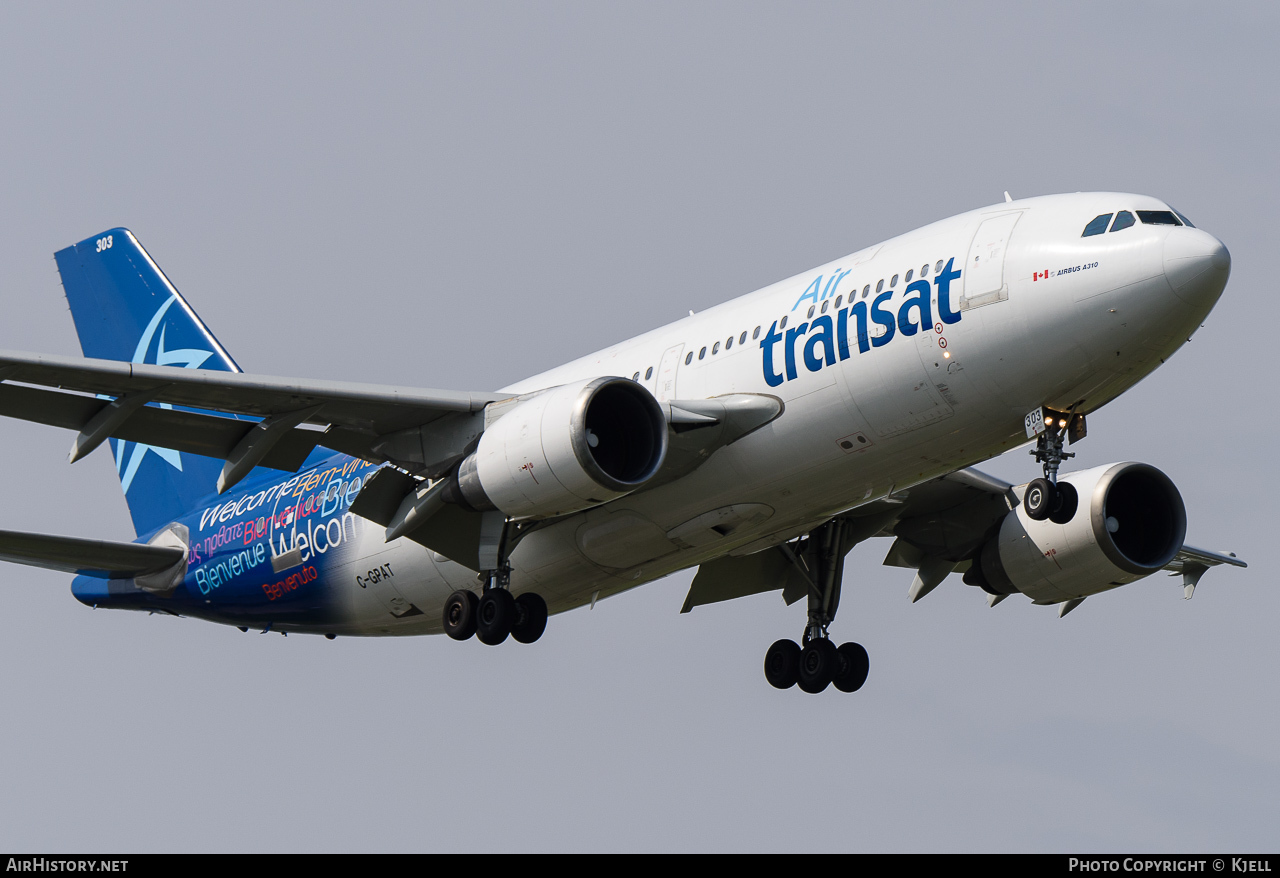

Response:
(762, 256), (963, 385)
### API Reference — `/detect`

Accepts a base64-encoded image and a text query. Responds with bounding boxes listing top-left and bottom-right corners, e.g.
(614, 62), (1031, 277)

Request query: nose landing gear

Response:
(1023, 407), (1084, 524)
(763, 518), (870, 694)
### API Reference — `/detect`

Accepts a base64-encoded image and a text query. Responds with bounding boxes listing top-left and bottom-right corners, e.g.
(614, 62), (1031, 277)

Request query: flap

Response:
(681, 547), (810, 613)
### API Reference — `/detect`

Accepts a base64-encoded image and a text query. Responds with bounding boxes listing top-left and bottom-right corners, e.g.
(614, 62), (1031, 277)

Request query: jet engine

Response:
(968, 462), (1186, 603)
(447, 377), (668, 519)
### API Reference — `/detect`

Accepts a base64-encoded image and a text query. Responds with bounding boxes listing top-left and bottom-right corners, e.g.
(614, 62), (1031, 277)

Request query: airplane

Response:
(0, 192), (1245, 694)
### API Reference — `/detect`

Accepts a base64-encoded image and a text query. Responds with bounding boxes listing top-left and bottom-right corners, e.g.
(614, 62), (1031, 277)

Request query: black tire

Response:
(764, 639), (801, 689)
(833, 642), (870, 693)
(1049, 481), (1079, 524)
(443, 590), (479, 641)
(1024, 477), (1057, 521)
(476, 589), (516, 645)
(797, 639), (839, 693)
(511, 592), (548, 644)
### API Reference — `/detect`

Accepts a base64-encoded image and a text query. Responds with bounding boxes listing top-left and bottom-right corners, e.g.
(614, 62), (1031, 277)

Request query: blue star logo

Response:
(115, 294), (214, 494)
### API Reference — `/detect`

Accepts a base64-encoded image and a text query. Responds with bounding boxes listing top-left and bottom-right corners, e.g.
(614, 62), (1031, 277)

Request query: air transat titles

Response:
(762, 257), (962, 387)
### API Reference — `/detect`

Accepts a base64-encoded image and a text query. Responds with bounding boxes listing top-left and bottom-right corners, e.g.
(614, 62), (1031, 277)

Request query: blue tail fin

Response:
(55, 228), (242, 537)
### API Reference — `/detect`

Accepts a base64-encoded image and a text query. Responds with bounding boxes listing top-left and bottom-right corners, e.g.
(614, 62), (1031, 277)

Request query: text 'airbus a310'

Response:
(0, 192), (1244, 693)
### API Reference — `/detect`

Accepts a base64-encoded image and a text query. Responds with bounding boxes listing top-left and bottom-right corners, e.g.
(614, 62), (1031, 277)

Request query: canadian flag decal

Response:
(1033, 269), (1049, 281)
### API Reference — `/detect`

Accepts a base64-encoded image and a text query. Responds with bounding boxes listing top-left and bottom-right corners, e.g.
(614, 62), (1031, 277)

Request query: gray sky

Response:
(0, 1), (1275, 852)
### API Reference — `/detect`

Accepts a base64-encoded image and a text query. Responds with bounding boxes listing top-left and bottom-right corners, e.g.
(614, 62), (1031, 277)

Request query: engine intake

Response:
(972, 462), (1186, 603)
(451, 377), (668, 519)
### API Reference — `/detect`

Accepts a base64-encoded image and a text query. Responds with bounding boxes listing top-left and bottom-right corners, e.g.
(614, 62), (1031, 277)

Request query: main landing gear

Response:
(763, 518), (870, 694)
(1023, 408), (1083, 524)
(442, 518), (548, 646)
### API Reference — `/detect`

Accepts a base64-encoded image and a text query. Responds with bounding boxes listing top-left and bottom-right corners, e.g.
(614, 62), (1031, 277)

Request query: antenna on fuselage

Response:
(1004, 191), (1013, 203)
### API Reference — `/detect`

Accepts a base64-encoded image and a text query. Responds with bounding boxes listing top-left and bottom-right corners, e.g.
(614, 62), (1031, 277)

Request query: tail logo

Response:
(115, 294), (216, 494)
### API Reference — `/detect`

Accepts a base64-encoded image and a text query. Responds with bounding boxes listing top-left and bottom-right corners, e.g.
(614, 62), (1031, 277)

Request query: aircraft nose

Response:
(1162, 226), (1230, 303)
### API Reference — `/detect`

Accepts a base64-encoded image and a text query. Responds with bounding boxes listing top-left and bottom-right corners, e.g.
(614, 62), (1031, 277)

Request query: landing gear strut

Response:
(1024, 409), (1082, 524)
(443, 518), (548, 645)
(764, 518), (870, 694)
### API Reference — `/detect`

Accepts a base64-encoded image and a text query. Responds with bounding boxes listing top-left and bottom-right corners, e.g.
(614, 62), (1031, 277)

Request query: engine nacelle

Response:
(974, 462), (1186, 603)
(451, 377), (668, 519)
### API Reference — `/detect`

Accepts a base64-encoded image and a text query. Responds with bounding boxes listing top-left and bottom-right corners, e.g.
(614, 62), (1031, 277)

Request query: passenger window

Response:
(935, 259), (944, 273)
(820, 300), (829, 314)
(1110, 211), (1135, 232)
(645, 366), (653, 380)
(1082, 214), (1112, 237)
(752, 326), (760, 339)
(862, 284), (870, 298)
(834, 295), (842, 308)
(726, 336), (733, 350)
(905, 269), (913, 283)
(876, 279), (884, 293)
(890, 274), (898, 287)
(780, 316), (788, 329)
(632, 372), (640, 381)
(807, 305), (815, 318)
(1137, 210), (1182, 226)
(740, 331), (748, 344)
(921, 263), (930, 277)
(699, 347), (707, 360)
(684, 352), (692, 365)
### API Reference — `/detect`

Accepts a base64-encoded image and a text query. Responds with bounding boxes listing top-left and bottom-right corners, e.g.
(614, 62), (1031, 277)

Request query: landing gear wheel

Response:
(1024, 477), (1058, 521)
(764, 639), (801, 689)
(443, 590), (479, 641)
(1048, 481), (1078, 524)
(511, 592), (548, 644)
(798, 639), (839, 693)
(833, 642), (870, 693)
(476, 589), (516, 645)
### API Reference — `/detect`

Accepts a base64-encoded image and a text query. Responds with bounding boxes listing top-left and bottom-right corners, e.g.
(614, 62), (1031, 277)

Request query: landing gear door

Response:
(654, 343), (684, 402)
(961, 212), (1022, 310)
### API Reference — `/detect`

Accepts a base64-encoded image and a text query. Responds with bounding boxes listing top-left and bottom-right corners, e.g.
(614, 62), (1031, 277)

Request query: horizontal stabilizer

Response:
(0, 529), (184, 578)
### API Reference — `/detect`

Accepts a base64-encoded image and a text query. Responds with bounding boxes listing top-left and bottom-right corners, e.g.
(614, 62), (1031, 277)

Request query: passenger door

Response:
(961, 213), (1022, 310)
(654, 343), (684, 402)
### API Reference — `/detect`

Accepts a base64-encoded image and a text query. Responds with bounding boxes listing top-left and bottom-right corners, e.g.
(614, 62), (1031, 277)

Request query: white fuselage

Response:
(329, 192), (1230, 635)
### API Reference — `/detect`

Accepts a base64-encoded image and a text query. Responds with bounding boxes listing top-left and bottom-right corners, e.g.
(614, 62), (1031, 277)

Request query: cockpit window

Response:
(1082, 214), (1112, 237)
(1168, 206), (1195, 228)
(1137, 210), (1182, 226)
(1110, 211), (1135, 232)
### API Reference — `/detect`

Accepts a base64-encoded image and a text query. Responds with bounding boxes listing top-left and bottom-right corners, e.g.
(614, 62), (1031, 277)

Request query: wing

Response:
(0, 348), (503, 491)
(681, 467), (1010, 612)
(871, 469), (1247, 599)
(682, 466), (1247, 611)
